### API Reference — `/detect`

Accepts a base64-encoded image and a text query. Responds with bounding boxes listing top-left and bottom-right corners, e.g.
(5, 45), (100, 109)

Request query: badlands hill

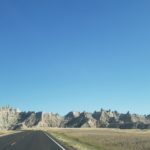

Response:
(0, 106), (150, 130)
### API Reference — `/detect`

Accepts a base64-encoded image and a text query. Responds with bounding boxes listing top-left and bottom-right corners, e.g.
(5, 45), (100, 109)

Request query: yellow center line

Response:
(11, 141), (16, 146)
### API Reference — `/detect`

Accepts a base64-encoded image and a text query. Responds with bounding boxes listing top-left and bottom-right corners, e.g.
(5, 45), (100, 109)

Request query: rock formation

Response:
(0, 106), (20, 130)
(0, 106), (150, 130)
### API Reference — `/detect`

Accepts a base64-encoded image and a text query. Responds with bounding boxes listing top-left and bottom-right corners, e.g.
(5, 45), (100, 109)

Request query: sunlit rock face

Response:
(38, 112), (64, 127)
(0, 106), (20, 130)
(0, 106), (150, 130)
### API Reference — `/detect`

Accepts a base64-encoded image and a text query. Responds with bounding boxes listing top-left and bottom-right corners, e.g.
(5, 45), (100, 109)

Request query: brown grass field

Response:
(46, 128), (150, 150)
(0, 130), (15, 135)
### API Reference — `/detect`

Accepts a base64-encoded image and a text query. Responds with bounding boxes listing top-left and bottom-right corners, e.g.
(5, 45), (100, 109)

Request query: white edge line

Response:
(44, 132), (66, 150)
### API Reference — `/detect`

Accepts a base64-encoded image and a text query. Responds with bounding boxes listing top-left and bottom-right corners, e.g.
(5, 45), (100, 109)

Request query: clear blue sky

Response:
(0, 0), (150, 115)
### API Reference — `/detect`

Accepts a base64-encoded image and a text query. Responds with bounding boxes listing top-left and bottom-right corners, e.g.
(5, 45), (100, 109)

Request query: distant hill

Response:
(0, 106), (150, 130)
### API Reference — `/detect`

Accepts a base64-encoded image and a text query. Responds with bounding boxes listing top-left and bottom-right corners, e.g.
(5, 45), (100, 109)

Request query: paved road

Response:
(0, 131), (66, 150)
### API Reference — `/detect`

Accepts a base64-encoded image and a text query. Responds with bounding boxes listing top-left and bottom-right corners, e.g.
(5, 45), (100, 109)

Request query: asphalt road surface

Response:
(0, 131), (66, 150)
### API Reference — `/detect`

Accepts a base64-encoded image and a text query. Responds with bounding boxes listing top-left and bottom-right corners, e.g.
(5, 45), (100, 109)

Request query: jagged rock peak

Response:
(0, 106), (20, 113)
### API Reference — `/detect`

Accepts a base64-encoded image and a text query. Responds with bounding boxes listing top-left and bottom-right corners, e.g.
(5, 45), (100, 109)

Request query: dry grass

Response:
(45, 128), (150, 150)
(0, 130), (15, 135)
